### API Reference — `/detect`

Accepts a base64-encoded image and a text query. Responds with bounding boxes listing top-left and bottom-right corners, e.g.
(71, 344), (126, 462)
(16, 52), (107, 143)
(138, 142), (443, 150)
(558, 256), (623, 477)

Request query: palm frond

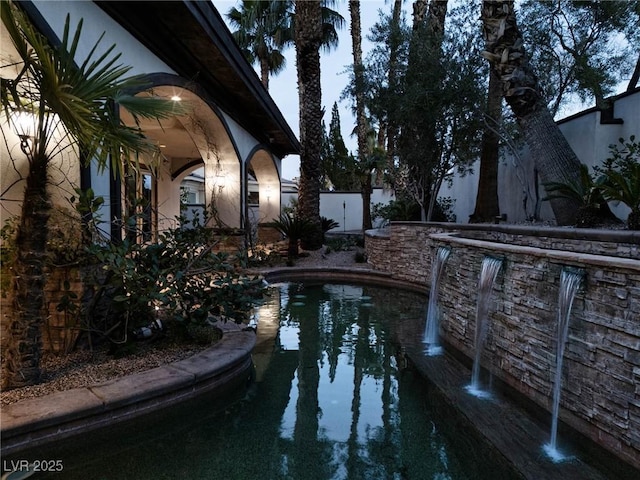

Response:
(1, 1), (187, 177)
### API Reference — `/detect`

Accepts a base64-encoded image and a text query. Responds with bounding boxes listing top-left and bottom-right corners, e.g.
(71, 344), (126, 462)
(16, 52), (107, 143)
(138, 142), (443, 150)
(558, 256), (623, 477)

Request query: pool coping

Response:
(0, 321), (256, 456)
(261, 266), (429, 294)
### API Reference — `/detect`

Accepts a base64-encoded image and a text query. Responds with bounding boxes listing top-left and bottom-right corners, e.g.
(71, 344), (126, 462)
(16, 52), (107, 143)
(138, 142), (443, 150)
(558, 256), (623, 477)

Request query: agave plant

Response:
(267, 213), (313, 259)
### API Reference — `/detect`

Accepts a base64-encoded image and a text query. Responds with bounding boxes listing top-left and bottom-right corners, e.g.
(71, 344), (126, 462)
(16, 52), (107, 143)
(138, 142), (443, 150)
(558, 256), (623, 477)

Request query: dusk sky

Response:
(213, 1), (404, 180)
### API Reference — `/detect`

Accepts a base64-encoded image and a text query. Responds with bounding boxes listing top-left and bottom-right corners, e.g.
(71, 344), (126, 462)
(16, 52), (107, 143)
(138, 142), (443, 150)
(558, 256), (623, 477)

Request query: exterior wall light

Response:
(11, 111), (36, 154)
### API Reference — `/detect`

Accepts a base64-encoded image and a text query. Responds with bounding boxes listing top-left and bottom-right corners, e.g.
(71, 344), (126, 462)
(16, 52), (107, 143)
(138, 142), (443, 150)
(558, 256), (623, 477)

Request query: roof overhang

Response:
(95, 0), (300, 158)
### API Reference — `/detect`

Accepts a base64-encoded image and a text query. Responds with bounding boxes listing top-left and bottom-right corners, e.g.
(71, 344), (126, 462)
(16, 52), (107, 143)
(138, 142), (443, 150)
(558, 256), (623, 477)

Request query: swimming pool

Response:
(2, 282), (529, 479)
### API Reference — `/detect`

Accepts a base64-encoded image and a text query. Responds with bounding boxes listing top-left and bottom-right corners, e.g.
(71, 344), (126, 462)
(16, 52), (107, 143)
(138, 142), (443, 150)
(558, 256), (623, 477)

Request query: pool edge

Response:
(0, 322), (256, 456)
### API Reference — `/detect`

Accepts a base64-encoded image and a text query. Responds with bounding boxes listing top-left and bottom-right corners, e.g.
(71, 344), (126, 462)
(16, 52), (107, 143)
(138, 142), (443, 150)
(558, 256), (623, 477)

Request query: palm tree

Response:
(294, 0), (344, 249)
(385, 0), (404, 170)
(471, 69), (502, 223)
(294, 0), (324, 250)
(227, 0), (343, 92)
(480, 0), (581, 225)
(1, 1), (183, 388)
(349, 1), (372, 230)
(226, 0), (292, 90)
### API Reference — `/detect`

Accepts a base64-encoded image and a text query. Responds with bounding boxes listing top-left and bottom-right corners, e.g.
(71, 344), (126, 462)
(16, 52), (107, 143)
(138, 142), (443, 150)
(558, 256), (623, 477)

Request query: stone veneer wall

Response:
(1, 266), (83, 355)
(365, 222), (640, 469)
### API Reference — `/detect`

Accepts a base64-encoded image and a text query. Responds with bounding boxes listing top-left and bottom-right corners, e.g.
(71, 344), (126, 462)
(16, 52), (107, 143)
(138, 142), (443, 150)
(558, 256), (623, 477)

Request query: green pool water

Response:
(7, 282), (521, 479)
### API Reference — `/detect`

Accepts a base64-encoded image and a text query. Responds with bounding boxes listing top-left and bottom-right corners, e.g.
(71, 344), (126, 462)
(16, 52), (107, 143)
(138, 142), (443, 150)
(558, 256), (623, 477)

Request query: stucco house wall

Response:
(1, 0), (299, 241)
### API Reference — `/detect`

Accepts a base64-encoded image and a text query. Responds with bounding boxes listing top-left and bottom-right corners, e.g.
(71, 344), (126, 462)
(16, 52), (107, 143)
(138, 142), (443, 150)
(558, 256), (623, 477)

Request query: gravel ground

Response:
(0, 244), (367, 405)
(0, 339), (214, 406)
(284, 244), (370, 269)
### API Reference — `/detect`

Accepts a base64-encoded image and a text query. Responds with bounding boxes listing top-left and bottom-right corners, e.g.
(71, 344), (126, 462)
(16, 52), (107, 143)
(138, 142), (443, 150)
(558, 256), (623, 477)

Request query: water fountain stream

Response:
(467, 256), (503, 397)
(544, 267), (585, 462)
(423, 246), (451, 356)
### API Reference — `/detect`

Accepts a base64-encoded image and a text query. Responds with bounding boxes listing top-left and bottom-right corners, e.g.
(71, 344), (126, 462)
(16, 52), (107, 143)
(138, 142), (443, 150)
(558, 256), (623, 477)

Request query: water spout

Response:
(543, 267), (584, 462)
(468, 256), (503, 396)
(423, 246), (451, 356)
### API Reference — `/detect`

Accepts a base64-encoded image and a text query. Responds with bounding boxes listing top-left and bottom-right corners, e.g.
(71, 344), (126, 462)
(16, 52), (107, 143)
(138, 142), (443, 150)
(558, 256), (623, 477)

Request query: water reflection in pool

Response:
(11, 282), (519, 480)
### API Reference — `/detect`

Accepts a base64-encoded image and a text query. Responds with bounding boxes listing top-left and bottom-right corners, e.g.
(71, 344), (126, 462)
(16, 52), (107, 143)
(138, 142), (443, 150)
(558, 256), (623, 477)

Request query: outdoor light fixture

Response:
(170, 95), (182, 102)
(17, 133), (33, 154)
(214, 158), (226, 193)
(265, 184), (272, 202)
(214, 158), (225, 177)
(11, 111), (35, 154)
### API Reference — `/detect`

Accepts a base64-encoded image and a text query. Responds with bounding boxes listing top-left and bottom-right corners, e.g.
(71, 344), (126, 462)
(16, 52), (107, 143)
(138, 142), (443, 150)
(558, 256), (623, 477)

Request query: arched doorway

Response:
(118, 83), (242, 240)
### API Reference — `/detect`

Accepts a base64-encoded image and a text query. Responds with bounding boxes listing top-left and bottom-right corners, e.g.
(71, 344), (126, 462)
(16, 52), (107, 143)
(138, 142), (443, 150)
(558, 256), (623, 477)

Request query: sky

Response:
(212, 1), (626, 182)
(213, 1), (402, 181)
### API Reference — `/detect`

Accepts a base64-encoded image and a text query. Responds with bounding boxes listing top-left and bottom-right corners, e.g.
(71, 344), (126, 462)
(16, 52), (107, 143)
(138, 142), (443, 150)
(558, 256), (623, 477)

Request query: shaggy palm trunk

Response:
(295, 0), (323, 250)
(481, 0), (581, 225)
(385, 0), (403, 172)
(3, 150), (50, 389)
(260, 57), (270, 90)
(362, 175), (373, 230)
(349, 0), (371, 231)
(471, 69), (502, 222)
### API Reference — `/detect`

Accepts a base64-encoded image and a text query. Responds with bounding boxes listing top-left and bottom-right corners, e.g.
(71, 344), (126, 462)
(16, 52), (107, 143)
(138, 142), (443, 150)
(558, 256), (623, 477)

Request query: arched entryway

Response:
(118, 81), (243, 240)
(247, 147), (281, 226)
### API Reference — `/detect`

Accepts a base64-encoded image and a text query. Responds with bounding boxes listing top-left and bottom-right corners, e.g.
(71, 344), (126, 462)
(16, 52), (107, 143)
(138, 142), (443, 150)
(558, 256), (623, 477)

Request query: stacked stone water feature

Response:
(365, 222), (640, 470)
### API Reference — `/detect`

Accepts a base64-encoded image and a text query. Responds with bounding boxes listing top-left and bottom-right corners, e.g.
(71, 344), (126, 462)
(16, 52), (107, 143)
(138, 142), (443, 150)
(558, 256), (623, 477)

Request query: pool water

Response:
(8, 282), (521, 479)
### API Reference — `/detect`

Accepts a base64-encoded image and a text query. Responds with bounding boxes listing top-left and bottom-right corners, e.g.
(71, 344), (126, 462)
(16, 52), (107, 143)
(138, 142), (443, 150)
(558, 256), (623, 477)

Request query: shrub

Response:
(321, 216), (339, 233)
(74, 206), (265, 349)
(543, 163), (608, 228)
(266, 213), (313, 259)
(600, 162), (640, 230)
(597, 136), (640, 230)
(543, 136), (640, 229)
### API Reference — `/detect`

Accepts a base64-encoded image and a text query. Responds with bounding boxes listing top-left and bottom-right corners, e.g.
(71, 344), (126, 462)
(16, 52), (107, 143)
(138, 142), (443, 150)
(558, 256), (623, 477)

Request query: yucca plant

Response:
(267, 213), (313, 259)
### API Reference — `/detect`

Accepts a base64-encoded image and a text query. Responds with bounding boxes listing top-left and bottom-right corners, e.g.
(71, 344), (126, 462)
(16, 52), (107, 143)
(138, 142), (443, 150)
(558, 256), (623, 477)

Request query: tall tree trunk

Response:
(413, 0), (448, 222)
(471, 69), (502, 223)
(260, 57), (270, 90)
(426, 0), (448, 38)
(385, 0), (403, 173)
(4, 150), (50, 388)
(349, 0), (371, 231)
(481, 0), (581, 225)
(295, 0), (323, 249)
(628, 53), (640, 91)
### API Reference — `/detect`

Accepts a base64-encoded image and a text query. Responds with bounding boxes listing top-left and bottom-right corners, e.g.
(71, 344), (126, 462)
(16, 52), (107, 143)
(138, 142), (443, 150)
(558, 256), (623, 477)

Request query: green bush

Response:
(543, 136), (640, 229)
(598, 136), (640, 230)
(73, 205), (265, 349)
(600, 162), (640, 230)
(266, 213), (314, 258)
(543, 163), (608, 228)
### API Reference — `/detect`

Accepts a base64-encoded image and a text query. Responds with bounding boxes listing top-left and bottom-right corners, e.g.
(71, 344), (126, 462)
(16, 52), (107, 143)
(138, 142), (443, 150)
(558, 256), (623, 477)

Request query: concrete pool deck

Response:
(0, 321), (256, 457)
